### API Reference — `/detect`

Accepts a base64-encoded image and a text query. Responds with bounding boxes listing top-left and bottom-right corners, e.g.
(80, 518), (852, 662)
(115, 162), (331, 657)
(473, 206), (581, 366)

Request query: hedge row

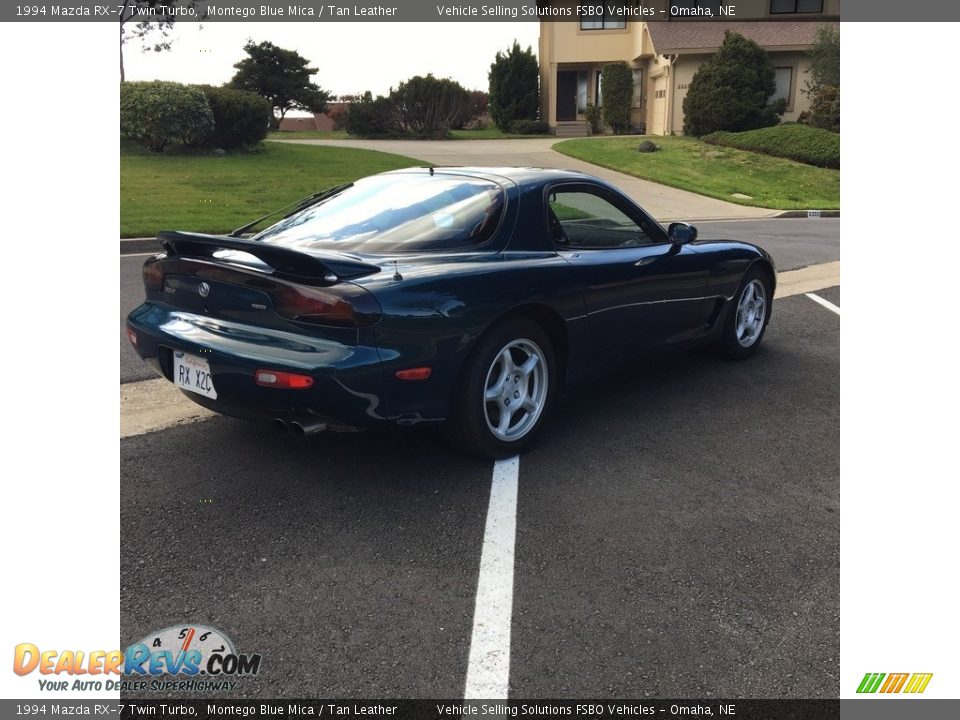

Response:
(703, 123), (839, 169)
(509, 119), (549, 135)
(120, 81), (271, 151)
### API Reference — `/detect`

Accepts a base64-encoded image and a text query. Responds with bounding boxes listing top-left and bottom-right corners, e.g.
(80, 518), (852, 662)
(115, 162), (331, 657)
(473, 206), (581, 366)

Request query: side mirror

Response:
(668, 222), (698, 245)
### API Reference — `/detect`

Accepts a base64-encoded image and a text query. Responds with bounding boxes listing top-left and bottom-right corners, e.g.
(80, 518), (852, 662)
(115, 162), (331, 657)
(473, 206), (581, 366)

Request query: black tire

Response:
(443, 317), (556, 459)
(717, 266), (773, 359)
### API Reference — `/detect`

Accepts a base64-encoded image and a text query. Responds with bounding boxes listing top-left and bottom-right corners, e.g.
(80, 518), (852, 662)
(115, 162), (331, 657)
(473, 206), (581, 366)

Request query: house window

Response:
(594, 70), (603, 106)
(632, 68), (643, 108)
(770, 0), (824, 13)
(773, 67), (793, 107)
(579, 3), (627, 30)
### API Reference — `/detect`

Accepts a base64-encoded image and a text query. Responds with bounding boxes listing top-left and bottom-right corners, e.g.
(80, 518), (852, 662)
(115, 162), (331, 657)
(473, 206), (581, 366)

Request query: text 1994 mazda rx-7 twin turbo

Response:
(126, 167), (775, 458)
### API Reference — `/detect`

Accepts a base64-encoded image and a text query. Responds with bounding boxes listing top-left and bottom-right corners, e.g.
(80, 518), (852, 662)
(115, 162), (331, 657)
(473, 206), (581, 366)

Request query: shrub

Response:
(803, 25), (840, 133)
(807, 82), (840, 133)
(583, 103), (602, 135)
(703, 124), (840, 169)
(453, 90), (490, 130)
(120, 81), (214, 151)
(343, 93), (402, 138)
(682, 32), (785, 137)
(488, 41), (539, 133)
(194, 85), (271, 149)
(601, 62), (633, 135)
(390, 75), (471, 138)
(637, 140), (659, 153)
(510, 119), (550, 135)
(328, 103), (348, 131)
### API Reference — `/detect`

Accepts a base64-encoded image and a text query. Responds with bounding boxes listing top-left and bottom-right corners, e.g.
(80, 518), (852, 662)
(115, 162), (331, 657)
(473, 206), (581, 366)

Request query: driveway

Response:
(272, 137), (782, 222)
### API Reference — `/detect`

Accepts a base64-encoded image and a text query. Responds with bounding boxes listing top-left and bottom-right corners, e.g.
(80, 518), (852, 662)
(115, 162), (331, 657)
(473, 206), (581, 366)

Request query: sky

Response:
(124, 21), (541, 104)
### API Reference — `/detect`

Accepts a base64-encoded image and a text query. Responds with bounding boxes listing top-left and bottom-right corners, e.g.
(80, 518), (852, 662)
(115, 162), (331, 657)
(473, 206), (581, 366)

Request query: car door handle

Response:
(634, 257), (657, 267)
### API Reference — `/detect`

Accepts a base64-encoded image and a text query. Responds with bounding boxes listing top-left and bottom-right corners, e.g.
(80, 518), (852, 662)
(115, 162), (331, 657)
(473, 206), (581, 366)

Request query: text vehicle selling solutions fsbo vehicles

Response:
(127, 167), (775, 458)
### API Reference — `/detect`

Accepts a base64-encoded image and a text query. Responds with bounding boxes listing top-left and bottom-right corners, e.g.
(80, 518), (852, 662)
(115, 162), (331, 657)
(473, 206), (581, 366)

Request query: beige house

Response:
(538, 1), (840, 136)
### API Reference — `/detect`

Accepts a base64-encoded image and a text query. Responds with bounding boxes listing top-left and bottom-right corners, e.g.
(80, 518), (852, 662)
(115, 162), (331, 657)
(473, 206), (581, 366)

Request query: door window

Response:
(547, 189), (662, 248)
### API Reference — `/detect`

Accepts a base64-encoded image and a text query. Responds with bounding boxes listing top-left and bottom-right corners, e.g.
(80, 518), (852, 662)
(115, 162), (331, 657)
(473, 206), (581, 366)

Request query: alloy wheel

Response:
(483, 338), (549, 442)
(735, 279), (767, 348)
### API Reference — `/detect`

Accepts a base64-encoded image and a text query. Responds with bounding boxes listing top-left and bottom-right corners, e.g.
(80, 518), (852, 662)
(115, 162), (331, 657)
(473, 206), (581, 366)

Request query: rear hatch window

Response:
(253, 173), (505, 253)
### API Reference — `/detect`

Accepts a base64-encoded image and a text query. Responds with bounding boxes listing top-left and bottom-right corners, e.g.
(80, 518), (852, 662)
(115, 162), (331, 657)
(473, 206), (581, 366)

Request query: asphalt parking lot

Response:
(119, 215), (840, 697)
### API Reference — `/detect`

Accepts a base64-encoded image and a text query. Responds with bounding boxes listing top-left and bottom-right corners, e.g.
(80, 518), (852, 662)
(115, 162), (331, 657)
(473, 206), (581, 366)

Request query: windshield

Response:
(252, 173), (505, 253)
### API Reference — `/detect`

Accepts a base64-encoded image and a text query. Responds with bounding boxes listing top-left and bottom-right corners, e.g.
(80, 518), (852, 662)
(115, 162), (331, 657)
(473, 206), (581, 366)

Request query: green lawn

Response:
(553, 136), (839, 210)
(120, 142), (424, 238)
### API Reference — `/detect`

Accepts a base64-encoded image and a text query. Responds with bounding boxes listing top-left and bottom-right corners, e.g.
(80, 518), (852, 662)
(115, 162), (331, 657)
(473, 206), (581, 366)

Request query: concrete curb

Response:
(774, 210), (840, 219)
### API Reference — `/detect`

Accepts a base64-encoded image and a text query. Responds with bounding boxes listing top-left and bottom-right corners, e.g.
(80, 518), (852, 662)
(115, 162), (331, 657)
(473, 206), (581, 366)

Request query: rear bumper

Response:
(126, 303), (389, 428)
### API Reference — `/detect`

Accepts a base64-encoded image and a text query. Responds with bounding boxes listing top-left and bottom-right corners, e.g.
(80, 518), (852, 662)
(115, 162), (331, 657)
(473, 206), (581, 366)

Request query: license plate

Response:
(173, 350), (218, 399)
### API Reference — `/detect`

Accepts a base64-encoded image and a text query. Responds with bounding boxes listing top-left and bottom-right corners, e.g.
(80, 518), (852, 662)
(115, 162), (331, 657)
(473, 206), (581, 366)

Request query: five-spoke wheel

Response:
(718, 267), (772, 359)
(483, 339), (549, 442)
(735, 279), (767, 348)
(444, 317), (556, 458)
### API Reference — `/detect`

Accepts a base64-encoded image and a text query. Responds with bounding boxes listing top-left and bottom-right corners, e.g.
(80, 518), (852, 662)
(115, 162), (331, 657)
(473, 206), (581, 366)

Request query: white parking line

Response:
(464, 455), (520, 700)
(805, 292), (840, 316)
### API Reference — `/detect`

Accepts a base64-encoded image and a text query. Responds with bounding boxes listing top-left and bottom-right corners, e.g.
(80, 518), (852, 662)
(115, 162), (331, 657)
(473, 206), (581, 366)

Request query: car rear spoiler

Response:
(156, 231), (381, 285)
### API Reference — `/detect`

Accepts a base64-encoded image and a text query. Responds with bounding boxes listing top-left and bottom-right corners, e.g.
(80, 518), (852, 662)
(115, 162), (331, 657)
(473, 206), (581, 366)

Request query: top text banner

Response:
(3, 0), (954, 22)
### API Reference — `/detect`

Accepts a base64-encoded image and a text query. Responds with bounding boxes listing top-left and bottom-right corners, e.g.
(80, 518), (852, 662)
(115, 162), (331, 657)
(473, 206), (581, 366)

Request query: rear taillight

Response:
(142, 257), (165, 291)
(271, 285), (380, 328)
(255, 369), (314, 389)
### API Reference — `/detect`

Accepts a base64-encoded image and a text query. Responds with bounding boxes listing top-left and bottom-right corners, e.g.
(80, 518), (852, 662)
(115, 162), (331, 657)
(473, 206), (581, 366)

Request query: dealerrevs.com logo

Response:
(856, 672), (934, 694)
(13, 625), (262, 693)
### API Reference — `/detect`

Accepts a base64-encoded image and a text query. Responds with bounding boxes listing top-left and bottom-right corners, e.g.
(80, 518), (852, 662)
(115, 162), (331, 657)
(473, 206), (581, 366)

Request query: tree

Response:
(119, 1), (204, 82)
(682, 32), (787, 137)
(391, 75), (471, 138)
(803, 24), (840, 132)
(601, 62), (633, 134)
(488, 41), (539, 132)
(229, 41), (330, 127)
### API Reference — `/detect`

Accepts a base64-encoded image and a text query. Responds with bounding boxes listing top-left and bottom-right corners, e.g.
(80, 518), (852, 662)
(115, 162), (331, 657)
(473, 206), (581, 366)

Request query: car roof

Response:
(382, 165), (602, 190)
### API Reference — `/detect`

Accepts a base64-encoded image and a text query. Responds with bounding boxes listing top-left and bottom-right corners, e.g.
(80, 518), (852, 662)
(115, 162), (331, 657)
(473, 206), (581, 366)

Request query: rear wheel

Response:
(717, 267), (772, 359)
(444, 318), (555, 459)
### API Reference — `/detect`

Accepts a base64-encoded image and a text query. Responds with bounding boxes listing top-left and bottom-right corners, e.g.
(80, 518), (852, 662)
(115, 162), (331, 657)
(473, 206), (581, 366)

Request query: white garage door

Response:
(650, 75), (667, 136)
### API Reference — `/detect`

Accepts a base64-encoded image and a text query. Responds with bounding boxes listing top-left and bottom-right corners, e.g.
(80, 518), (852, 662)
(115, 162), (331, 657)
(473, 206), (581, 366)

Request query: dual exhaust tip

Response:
(273, 418), (327, 437)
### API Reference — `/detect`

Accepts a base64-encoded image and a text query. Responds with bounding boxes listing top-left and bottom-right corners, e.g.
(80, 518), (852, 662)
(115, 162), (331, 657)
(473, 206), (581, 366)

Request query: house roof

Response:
(646, 21), (838, 54)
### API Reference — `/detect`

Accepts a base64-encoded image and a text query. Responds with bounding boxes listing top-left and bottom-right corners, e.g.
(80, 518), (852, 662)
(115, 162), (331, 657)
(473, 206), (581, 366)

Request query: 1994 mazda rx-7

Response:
(127, 167), (775, 458)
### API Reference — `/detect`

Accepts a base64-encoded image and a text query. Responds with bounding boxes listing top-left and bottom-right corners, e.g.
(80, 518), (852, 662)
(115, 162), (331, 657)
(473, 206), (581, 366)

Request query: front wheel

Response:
(443, 318), (556, 459)
(717, 268), (772, 359)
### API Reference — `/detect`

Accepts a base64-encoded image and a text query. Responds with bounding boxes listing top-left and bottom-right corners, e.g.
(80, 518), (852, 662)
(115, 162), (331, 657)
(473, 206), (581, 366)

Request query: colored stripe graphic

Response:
(880, 673), (908, 693)
(857, 673), (885, 693)
(904, 673), (933, 694)
(857, 672), (933, 694)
